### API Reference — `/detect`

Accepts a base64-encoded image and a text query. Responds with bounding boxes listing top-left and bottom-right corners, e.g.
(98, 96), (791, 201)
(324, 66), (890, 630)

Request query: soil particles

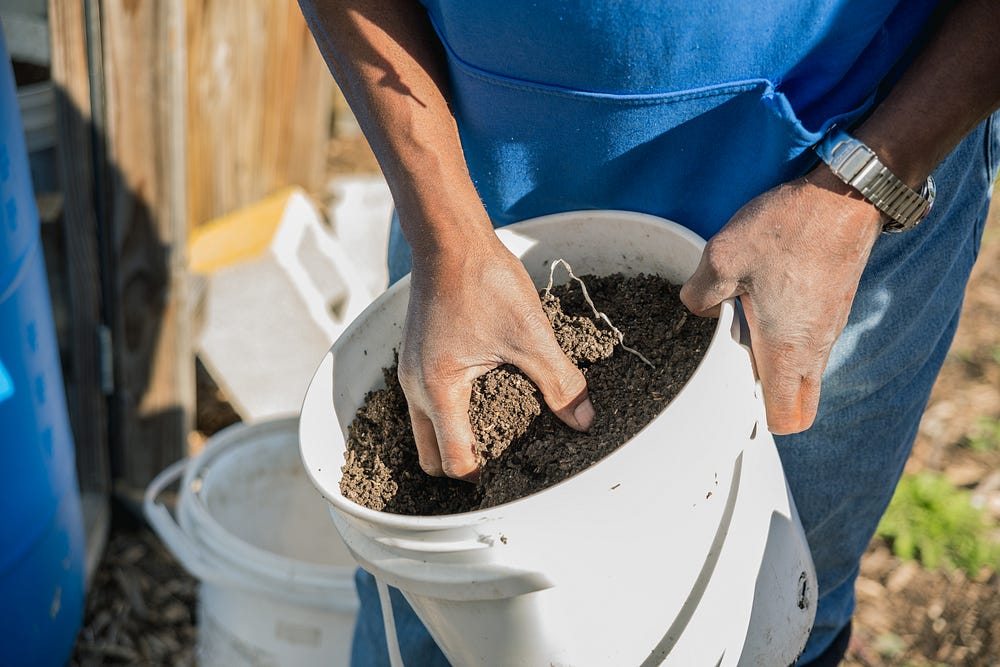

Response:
(340, 272), (715, 515)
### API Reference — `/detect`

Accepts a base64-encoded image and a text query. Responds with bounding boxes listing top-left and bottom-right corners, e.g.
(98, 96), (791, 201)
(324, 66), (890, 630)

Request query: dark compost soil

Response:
(339, 272), (716, 515)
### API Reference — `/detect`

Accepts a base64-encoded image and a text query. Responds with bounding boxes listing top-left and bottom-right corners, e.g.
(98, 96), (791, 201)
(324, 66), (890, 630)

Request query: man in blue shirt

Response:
(300, 1), (1000, 663)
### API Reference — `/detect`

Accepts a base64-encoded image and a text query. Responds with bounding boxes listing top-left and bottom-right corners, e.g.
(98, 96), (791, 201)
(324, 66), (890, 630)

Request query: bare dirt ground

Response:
(844, 201), (1000, 667)
(71, 134), (1000, 665)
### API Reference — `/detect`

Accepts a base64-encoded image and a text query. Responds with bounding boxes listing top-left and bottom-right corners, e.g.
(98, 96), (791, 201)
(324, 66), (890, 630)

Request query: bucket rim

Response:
(304, 306), (737, 531)
(178, 418), (358, 594)
(300, 210), (742, 529)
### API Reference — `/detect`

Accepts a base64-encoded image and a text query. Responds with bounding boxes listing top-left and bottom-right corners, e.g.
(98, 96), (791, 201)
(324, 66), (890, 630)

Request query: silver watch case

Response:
(815, 128), (935, 233)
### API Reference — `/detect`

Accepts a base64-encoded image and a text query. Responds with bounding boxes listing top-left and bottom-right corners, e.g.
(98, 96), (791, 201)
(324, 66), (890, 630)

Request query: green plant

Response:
(964, 416), (1000, 452)
(990, 344), (1000, 366)
(877, 472), (1000, 575)
(947, 347), (974, 365)
(873, 632), (906, 658)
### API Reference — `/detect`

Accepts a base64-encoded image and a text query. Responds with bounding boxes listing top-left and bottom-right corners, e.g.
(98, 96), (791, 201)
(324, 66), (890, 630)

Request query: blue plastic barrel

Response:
(0, 28), (85, 667)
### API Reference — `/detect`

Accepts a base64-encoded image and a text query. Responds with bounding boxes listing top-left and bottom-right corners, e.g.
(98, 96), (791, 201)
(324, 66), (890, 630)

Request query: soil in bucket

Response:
(340, 272), (715, 515)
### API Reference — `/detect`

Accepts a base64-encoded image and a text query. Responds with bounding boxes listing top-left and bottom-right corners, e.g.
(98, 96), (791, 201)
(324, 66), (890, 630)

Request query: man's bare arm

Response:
(858, 0), (1000, 186)
(298, 1), (482, 253)
(299, 1), (595, 479)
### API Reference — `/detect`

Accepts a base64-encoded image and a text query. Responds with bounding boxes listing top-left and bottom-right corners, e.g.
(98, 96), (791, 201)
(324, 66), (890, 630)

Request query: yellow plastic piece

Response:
(188, 186), (303, 273)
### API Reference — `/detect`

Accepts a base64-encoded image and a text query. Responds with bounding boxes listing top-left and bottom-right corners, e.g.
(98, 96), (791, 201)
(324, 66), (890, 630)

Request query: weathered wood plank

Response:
(99, 0), (193, 490)
(48, 0), (110, 496)
(185, 0), (334, 228)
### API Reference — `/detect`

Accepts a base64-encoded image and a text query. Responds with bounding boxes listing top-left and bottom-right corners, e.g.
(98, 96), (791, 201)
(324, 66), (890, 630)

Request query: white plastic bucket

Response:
(145, 418), (359, 666)
(300, 211), (817, 666)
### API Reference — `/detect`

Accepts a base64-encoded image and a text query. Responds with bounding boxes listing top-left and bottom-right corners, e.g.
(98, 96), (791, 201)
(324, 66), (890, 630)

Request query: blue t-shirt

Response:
(416, 0), (939, 239)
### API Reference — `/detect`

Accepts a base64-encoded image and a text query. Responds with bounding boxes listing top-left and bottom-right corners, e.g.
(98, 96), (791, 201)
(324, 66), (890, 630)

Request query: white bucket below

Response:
(145, 418), (359, 667)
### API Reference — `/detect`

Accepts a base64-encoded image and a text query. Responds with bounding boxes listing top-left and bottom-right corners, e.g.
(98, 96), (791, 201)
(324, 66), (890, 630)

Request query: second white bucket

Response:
(300, 211), (817, 666)
(145, 418), (359, 666)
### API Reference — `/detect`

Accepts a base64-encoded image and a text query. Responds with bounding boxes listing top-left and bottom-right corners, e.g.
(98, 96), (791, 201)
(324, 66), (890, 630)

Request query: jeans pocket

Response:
(966, 111), (1000, 259)
(986, 110), (1000, 183)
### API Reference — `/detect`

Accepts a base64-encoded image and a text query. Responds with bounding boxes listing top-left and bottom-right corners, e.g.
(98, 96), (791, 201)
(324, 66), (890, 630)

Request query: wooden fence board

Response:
(185, 0), (334, 228)
(43, 0), (332, 495)
(99, 0), (193, 491)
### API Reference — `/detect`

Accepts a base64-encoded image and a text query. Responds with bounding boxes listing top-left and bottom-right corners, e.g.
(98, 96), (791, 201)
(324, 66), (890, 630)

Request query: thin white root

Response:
(545, 259), (655, 369)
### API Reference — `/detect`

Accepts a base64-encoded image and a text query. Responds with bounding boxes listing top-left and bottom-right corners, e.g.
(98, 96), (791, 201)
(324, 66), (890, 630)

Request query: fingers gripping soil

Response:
(403, 328), (592, 479)
(399, 250), (600, 481)
(399, 359), (483, 479)
(514, 350), (594, 432)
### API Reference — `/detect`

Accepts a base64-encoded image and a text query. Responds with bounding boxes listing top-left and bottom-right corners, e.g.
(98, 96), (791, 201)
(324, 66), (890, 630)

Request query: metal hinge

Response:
(97, 325), (114, 395)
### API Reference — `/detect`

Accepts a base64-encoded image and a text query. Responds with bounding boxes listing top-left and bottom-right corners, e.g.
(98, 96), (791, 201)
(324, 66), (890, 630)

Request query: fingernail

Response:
(418, 457), (444, 477)
(573, 398), (596, 431)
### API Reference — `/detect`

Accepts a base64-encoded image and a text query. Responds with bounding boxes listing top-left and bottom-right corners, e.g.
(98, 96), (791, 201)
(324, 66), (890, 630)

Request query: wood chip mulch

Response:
(70, 525), (198, 667)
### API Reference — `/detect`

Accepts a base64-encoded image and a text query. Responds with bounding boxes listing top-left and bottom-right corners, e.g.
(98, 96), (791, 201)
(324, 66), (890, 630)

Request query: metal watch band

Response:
(814, 126), (936, 233)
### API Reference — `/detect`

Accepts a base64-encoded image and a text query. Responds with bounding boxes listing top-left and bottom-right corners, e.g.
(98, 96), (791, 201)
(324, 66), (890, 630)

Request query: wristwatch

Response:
(814, 126), (936, 233)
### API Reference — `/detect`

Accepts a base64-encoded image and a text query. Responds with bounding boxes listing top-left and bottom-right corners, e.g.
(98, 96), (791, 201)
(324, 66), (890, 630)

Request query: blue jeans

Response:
(354, 113), (1000, 666)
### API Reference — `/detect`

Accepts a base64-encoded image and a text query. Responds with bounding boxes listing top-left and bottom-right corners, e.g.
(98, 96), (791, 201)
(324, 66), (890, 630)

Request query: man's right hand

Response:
(398, 228), (595, 480)
(298, 0), (594, 479)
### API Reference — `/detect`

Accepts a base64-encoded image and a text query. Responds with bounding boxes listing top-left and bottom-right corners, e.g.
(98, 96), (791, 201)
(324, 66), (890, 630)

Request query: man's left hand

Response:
(680, 167), (883, 434)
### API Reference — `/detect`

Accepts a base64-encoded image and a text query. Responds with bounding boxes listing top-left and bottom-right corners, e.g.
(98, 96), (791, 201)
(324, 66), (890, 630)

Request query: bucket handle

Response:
(373, 535), (490, 553)
(143, 459), (241, 588)
(731, 298), (769, 430)
(376, 577), (406, 667)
